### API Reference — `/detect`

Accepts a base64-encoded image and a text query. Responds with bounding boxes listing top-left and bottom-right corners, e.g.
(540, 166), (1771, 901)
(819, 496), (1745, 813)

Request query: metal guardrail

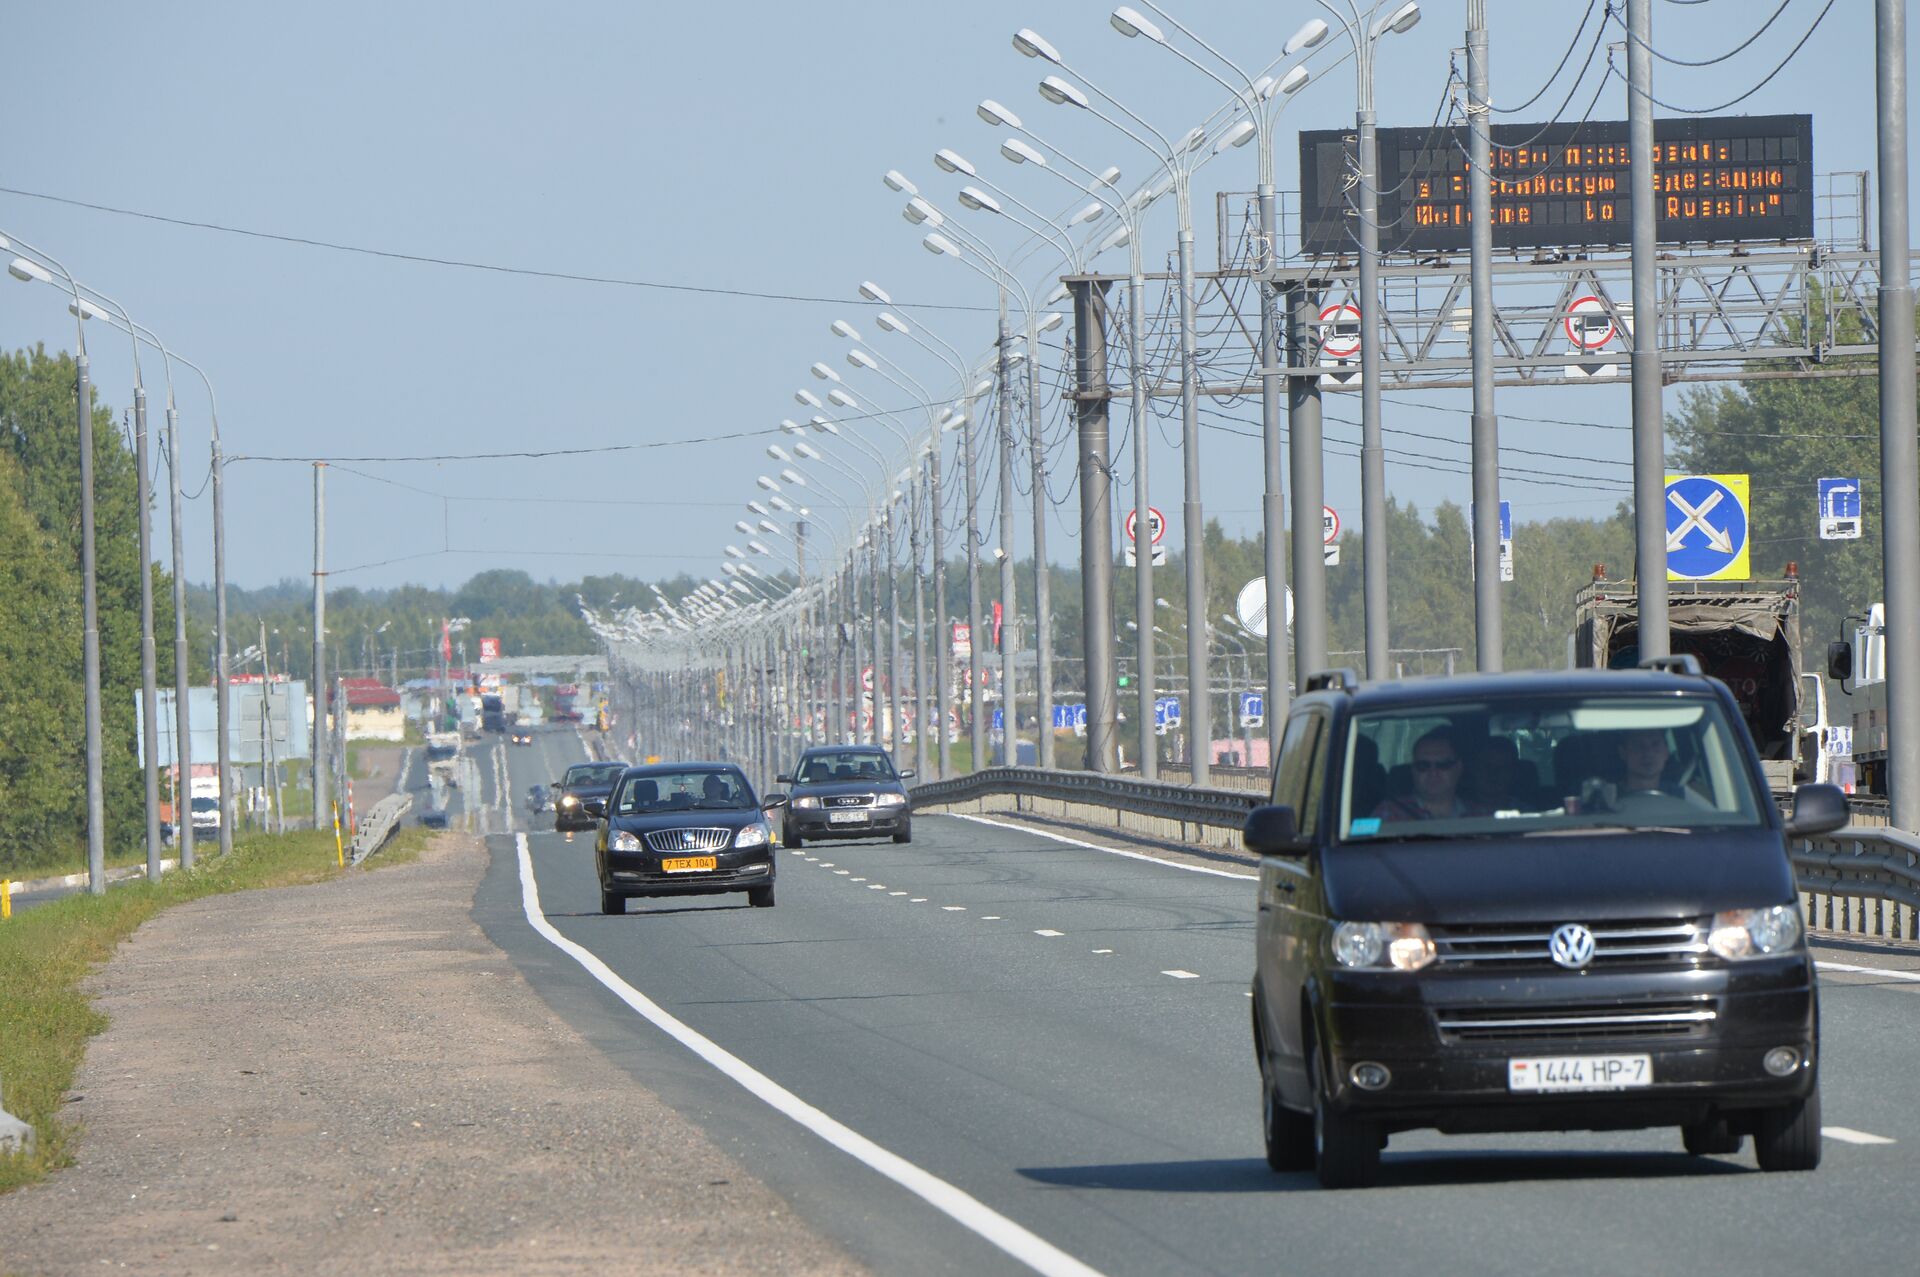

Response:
(349, 793), (412, 866)
(915, 768), (1920, 942)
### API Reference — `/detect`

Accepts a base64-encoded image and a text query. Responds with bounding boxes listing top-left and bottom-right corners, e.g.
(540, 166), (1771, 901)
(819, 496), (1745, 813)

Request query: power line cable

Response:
(1626, 0), (1838, 113)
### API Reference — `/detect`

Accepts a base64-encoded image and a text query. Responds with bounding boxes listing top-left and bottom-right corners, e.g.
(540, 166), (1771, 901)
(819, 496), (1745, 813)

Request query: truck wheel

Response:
(1753, 1087), (1822, 1172)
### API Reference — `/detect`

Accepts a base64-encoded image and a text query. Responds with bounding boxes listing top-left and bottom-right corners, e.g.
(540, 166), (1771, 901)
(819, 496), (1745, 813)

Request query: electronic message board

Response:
(1298, 114), (1812, 255)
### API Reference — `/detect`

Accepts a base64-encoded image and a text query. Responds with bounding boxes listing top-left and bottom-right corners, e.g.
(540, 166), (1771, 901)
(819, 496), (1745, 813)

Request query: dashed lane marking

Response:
(944, 812), (1256, 881)
(1817, 960), (1920, 984)
(1034, 930), (1064, 937)
(982, 916), (1002, 921)
(890, 891), (909, 897)
(1161, 969), (1200, 980)
(851, 877), (867, 882)
(869, 885), (889, 891)
(911, 898), (928, 903)
(1823, 1126), (1897, 1145)
(835, 870), (852, 876)
(1092, 949), (1115, 955)
(512, 834), (1108, 1277)
(942, 905), (967, 912)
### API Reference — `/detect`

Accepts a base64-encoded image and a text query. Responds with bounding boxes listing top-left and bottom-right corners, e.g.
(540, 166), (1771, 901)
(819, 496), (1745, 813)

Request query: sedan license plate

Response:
(660, 856), (717, 873)
(1508, 1054), (1651, 1092)
(828, 810), (869, 824)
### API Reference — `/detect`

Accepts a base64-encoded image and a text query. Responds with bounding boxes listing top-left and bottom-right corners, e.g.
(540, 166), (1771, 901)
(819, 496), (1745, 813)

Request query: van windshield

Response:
(1339, 694), (1766, 842)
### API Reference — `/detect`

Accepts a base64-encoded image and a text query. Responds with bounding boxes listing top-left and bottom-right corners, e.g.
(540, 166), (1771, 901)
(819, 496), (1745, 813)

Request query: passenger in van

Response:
(1373, 729), (1488, 822)
(1467, 735), (1536, 810)
(1614, 729), (1712, 813)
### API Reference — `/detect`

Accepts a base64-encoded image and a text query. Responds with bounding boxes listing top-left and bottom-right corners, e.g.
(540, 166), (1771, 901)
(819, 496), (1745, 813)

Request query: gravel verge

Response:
(0, 833), (865, 1276)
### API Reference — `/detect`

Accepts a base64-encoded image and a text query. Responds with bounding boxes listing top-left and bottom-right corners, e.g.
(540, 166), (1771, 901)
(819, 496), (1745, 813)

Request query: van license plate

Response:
(661, 856), (717, 873)
(1508, 1055), (1651, 1092)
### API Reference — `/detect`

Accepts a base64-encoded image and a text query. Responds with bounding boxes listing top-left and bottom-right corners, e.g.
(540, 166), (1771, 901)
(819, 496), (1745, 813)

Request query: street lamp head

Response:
(809, 416), (839, 434)
(933, 147), (976, 176)
(1284, 17), (1330, 55)
(1274, 65), (1310, 97)
(1067, 199), (1103, 226)
(809, 360), (842, 382)
(1045, 281), (1071, 305)
(1012, 27), (1061, 62)
(847, 348), (879, 371)
(7, 257), (53, 284)
(971, 376), (994, 397)
(767, 444), (793, 462)
(1000, 137), (1047, 167)
(725, 545), (745, 558)
(758, 519), (781, 533)
(1097, 224), (1131, 254)
(1038, 75), (1090, 109)
(795, 387), (825, 408)
(780, 418), (806, 434)
(68, 297), (111, 321)
(1109, 6), (1165, 42)
(875, 310), (910, 335)
(769, 494), (794, 510)
(747, 501), (770, 516)
(830, 319), (861, 341)
(826, 388), (857, 409)
(748, 540), (772, 556)
(1179, 125), (1206, 154)
(1092, 164), (1122, 189)
(780, 468), (806, 487)
(858, 280), (892, 304)
(756, 475), (781, 491)
(1036, 310), (1065, 333)
(735, 520), (755, 535)
(956, 185), (1002, 214)
(977, 98), (1022, 129)
(903, 196), (944, 227)
(922, 232), (962, 258)
(882, 169), (918, 195)
(1376, 2), (1421, 37)
(1215, 120), (1256, 153)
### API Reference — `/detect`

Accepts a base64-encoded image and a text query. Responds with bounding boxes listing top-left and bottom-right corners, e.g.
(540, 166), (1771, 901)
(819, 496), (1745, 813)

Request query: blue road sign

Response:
(1819, 477), (1862, 519)
(992, 707), (1004, 732)
(1241, 692), (1265, 719)
(1072, 704), (1088, 728)
(1664, 474), (1750, 581)
(1498, 500), (1513, 541)
(1051, 704), (1071, 729)
(1157, 696), (1182, 726)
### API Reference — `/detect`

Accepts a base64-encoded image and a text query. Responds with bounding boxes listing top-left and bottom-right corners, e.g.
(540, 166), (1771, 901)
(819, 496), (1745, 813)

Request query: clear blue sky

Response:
(1, 1), (1906, 592)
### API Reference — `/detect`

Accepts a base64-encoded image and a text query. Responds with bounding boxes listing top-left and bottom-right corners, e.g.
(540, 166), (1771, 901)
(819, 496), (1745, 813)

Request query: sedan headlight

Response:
(1708, 905), (1802, 960)
(734, 822), (771, 848)
(792, 796), (820, 809)
(874, 792), (907, 807)
(1332, 921), (1437, 972)
(610, 830), (643, 852)
(560, 794), (579, 807)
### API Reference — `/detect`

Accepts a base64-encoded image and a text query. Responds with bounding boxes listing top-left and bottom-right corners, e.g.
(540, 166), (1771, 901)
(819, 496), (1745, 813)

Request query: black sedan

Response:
(776, 746), (913, 846)
(553, 760), (628, 831)
(595, 764), (780, 914)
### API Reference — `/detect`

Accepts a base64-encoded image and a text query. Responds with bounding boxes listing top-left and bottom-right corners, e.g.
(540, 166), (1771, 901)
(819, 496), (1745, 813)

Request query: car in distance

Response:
(510, 726), (534, 746)
(776, 746), (914, 846)
(188, 795), (222, 834)
(1245, 659), (1849, 1188)
(595, 763), (780, 913)
(553, 761), (628, 832)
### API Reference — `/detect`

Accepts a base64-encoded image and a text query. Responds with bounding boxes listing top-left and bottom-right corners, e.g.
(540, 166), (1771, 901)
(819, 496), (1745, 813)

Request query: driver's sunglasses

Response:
(1411, 757), (1460, 773)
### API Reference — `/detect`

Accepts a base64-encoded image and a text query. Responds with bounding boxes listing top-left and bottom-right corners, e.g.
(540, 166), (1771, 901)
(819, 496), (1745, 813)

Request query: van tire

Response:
(1309, 1048), (1380, 1188)
(1263, 1069), (1314, 1172)
(1753, 1086), (1822, 1172)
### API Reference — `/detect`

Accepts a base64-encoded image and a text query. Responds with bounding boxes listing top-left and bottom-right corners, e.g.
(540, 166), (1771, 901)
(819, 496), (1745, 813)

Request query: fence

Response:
(912, 768), (1920, 943)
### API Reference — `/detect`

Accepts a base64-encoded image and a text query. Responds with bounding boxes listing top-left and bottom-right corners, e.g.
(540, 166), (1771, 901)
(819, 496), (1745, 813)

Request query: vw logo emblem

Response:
(1549, 923), (1597, 970)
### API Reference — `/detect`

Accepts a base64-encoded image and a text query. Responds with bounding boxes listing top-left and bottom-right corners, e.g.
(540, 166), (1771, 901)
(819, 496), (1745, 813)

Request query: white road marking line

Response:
(890, 891), (908, 897)
(512, 834), (1107, 1277)
(1161, 969), (1200, 980)
(1092, 949), (1114, 955)
(981, 916), (1002, 921)
(790, 849), (808, 855)
(869, 885), (889, 891)
(851, 876), (867, 882)
(835, 870), (851, 876)
(1823, 1126), (1897, 1145)
(911, 897), (928, 903)
(944, 812), (1256, 881)
(1817, 960), (1920, 984)
(819, 862), (835, 868)
(1034, 929), (1064, 937)
(942, 905), (967, 912)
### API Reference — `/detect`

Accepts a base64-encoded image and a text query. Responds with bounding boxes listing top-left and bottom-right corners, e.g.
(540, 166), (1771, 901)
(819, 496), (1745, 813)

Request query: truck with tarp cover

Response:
(1573, 573), (1805, 790)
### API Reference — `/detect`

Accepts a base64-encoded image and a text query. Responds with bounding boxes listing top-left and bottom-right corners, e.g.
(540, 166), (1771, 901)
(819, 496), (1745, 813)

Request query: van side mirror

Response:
(1784, 783), (1848, 838)
(1244, 804), (1307, 856)
(1826, 641), (1853, 684)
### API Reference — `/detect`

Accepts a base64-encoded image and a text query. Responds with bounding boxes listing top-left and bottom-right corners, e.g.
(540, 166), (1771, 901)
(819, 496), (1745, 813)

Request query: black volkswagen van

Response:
(1245, 659), (1849, 1188)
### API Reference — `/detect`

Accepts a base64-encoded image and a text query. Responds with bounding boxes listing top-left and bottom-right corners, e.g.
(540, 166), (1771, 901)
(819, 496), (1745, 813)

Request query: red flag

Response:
(441, 620), (452, 662)
(992, 601), (1003, 648)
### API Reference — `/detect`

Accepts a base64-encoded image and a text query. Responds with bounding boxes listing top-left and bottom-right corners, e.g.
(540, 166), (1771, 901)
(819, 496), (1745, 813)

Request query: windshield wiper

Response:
(1518, 823), (1697, 836)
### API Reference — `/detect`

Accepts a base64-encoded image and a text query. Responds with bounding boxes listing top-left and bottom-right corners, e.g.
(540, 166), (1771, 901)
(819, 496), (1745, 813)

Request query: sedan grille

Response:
(827, 794), (874, 809)
(642, 827), (735, 853)
(1435, 1000), (1717, 1044)
(1430, 918), (1709, 969)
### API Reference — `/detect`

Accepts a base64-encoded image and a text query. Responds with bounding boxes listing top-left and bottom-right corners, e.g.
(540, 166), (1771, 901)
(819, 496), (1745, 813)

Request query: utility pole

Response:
(930, 432), (950, 778)
(77, 352), (106, 894)
(311, 462), (331, 830)
(996, 299), (1019, 766)
(164, 400), (194, 871)
(1072, 278), (1119, 771)
(1027, 325), (1054, 769)
(1356, 47), (1390, 681)
(133, 390), (162, 879)
(1467, 0), (1504, 671)
(1258, 179), (1289, 750)
(962, 386), (987, 769)
(1177, 222), (1212, 785)
(213, 434), (235, 857)
(1627, 0), (1669, 659)
(1875, 0), (1920, 829)
(911, 469), (930, 779)
(1288, 284), (1330, 685)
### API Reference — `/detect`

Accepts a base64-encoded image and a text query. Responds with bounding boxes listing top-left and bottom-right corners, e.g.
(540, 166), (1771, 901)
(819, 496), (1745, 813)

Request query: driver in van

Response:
(1613, 729), (1713, 813)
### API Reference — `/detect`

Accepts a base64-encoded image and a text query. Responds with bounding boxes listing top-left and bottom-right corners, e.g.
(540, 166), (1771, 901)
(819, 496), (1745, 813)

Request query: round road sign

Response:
(1318, 303), (1362, 359)
(1125, 506), (1167, 546)
(1565, 295), (1618, 351)
(1322, 505), (1341, 544)
(1233, 577), (1294, 639)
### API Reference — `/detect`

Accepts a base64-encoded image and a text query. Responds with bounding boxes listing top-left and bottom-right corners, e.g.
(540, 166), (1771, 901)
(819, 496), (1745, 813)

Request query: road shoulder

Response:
(0, 832), (863, 1277)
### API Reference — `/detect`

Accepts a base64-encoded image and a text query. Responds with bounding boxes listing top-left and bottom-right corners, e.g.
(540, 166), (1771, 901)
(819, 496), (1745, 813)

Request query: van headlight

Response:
(734, 822), (771, 849)
(1708, 905), (1802, 959)
(1333, 921), (1437, 972)
(610, 830), (643, 852)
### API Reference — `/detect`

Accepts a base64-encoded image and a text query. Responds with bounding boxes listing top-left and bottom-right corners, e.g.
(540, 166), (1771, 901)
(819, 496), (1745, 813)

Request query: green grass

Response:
(0, 825), (429, 1194)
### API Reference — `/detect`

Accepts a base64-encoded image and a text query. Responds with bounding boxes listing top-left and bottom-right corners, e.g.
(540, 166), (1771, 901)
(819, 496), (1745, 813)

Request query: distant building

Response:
(340, 678), (405, 741)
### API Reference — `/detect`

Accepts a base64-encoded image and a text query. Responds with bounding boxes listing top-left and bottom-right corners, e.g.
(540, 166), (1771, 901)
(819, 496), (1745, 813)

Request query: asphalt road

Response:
(467, 733), (1920, 1275)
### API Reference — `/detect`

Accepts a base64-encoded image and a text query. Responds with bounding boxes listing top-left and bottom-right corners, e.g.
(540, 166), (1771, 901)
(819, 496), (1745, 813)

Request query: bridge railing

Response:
(912, 768), (1920, 942)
